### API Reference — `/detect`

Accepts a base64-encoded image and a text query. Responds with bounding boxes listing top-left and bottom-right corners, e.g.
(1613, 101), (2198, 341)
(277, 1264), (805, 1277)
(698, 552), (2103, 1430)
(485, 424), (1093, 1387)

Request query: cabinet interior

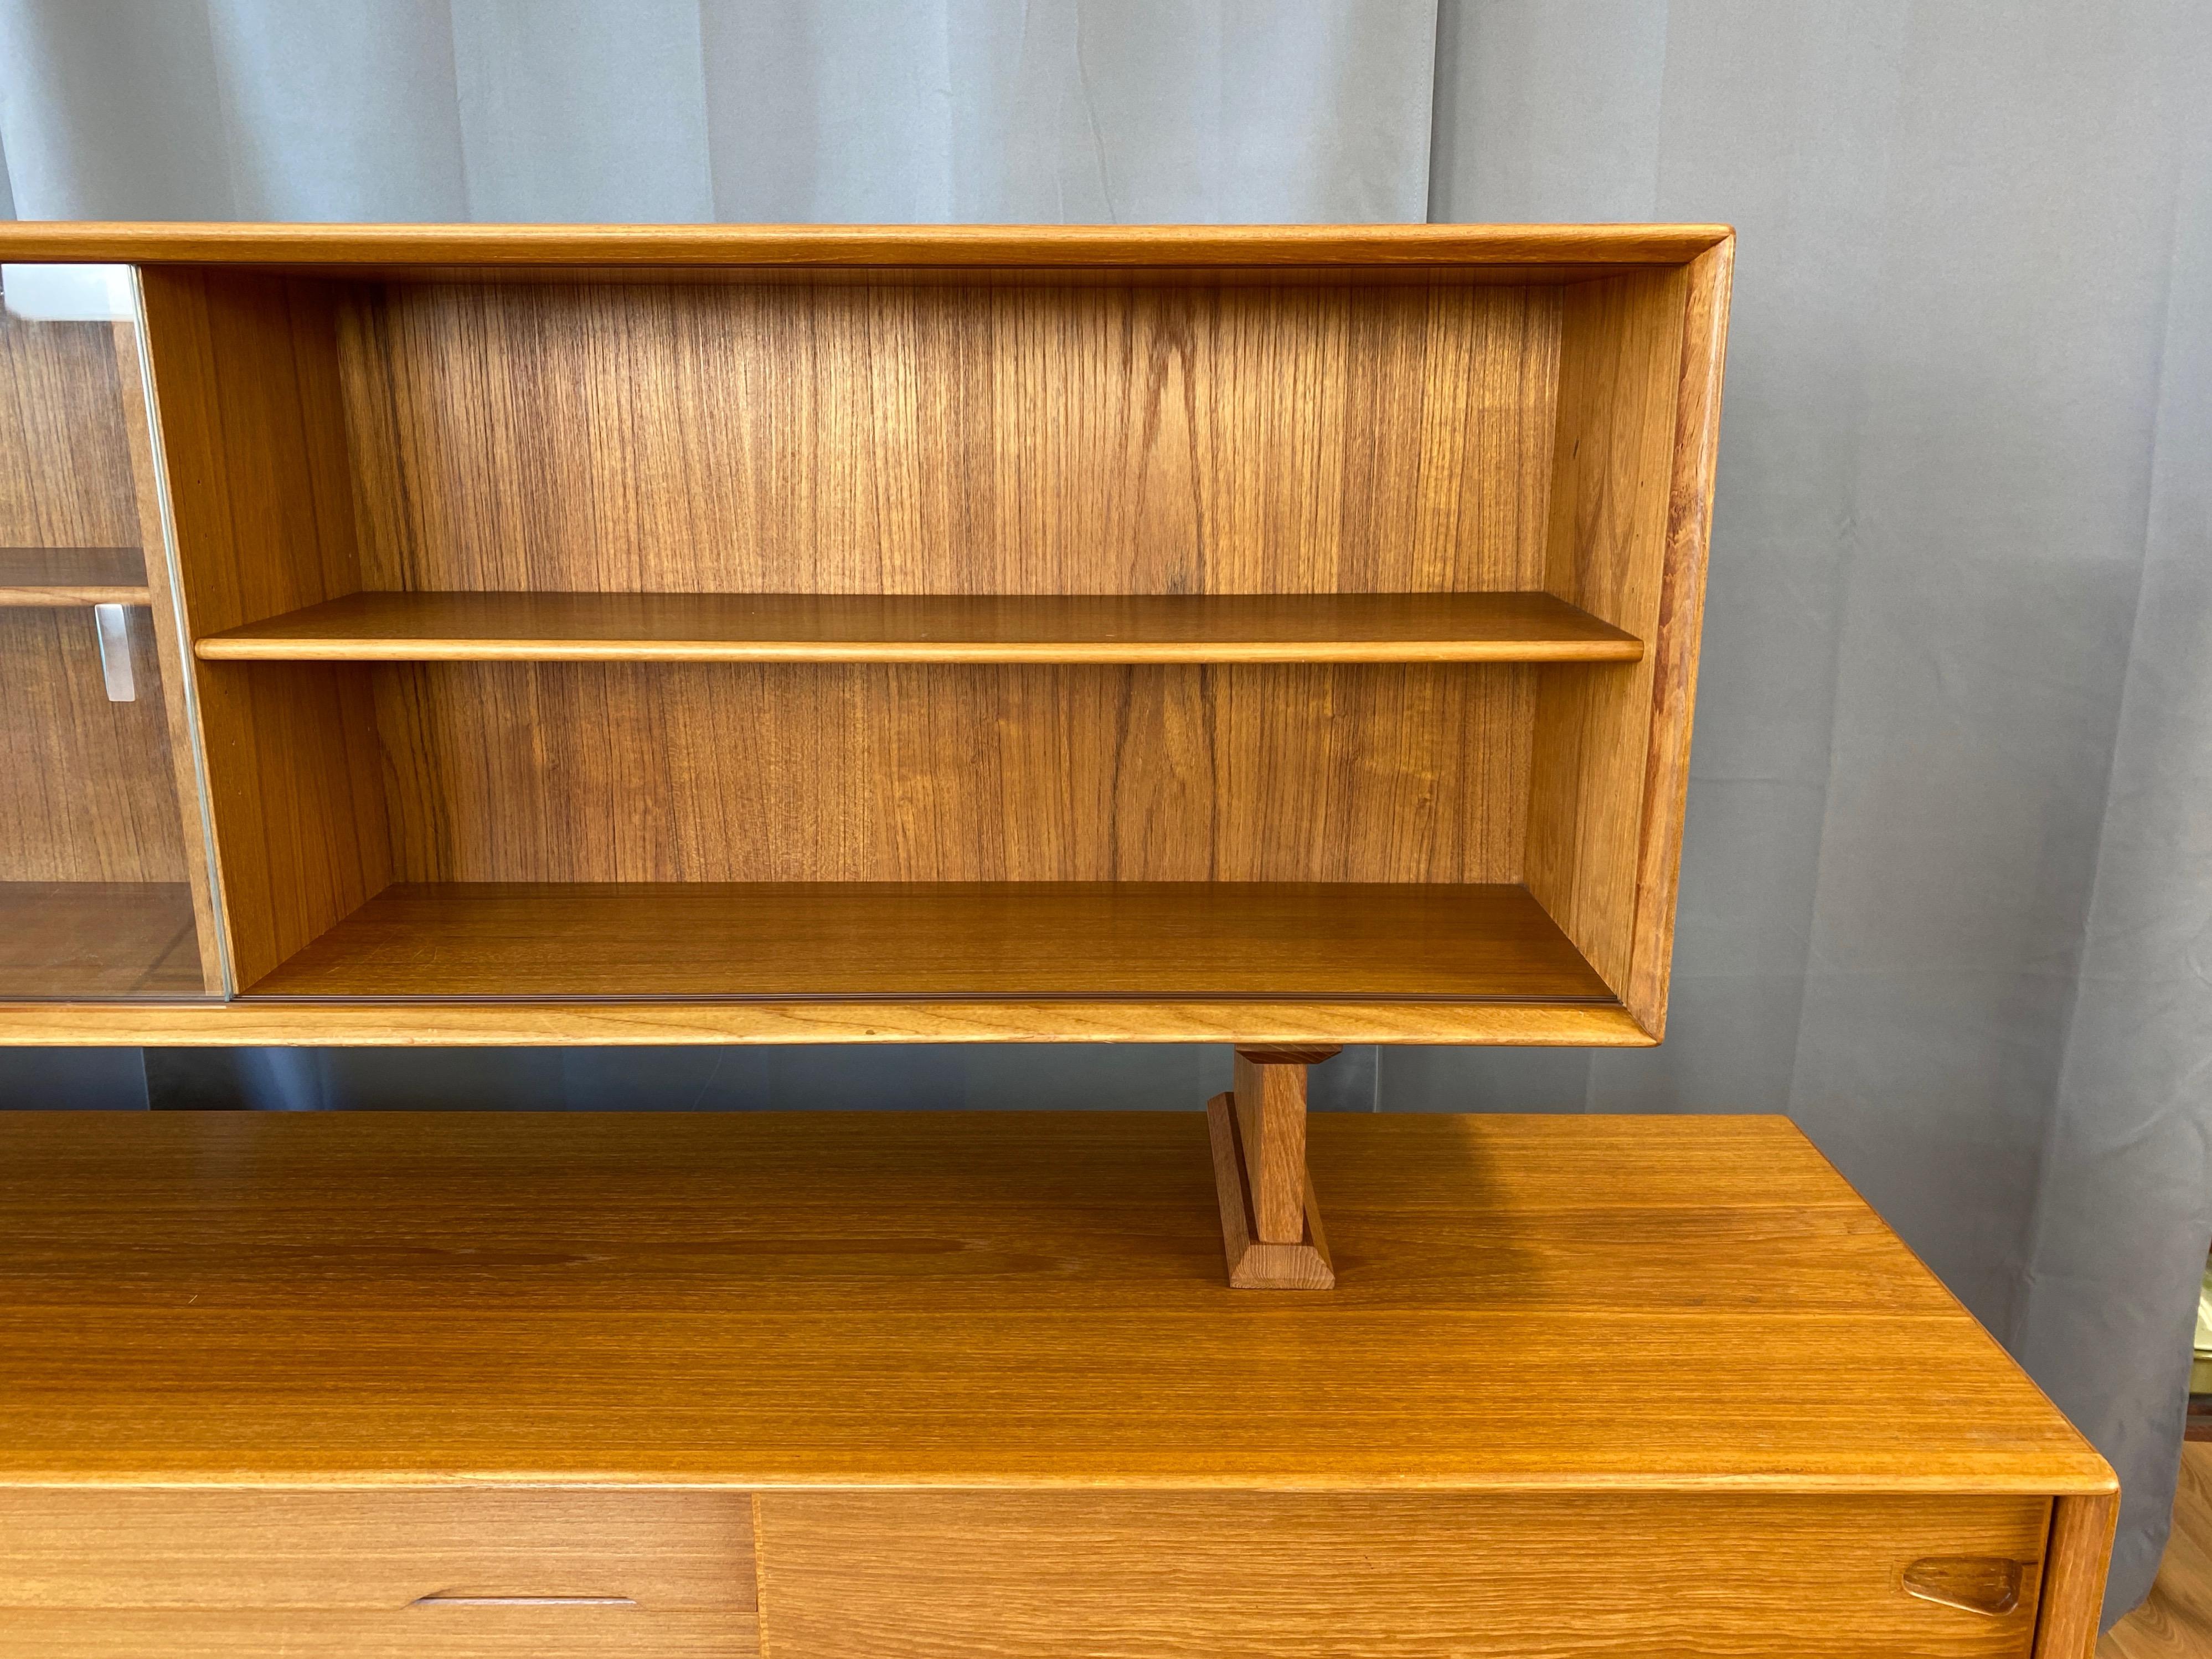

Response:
(129, 257), (1697, 1017)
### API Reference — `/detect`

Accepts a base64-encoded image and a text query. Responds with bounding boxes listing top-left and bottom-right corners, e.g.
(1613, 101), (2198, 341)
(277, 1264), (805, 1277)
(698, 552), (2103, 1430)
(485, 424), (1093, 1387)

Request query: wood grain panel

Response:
(337, 278), (1558, 599)
(198, 589), (1641, 663)
(0, 221), (1736, 269)
(0, 312), (139, 549)
(0, 1486), (760, 1659)
(0, 607), (185, 883)
(0, 1111), (2112, 1492)
(1523, 268), (1689, 1001)
(373, 662), (1529, 884)
(1624, 235), (1735, 1032)
(0, 1488), (754, 1609)
(0, 995), (1653, 1047)
(136, 269), (390, 989)
(0, 883), (200, 997)
(755, 1489), (2050, 1659)
(242, 883), (1613, 1002)
(1206, 1090), (1336, 1287)
(2040, 1491), (2121, 1659)
(1229, 1050), (1309, 1241)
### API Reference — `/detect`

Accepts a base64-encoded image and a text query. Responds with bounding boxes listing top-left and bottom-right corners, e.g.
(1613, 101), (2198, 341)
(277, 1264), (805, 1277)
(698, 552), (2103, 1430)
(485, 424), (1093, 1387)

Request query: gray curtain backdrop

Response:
(1, 0), (2206, 1625)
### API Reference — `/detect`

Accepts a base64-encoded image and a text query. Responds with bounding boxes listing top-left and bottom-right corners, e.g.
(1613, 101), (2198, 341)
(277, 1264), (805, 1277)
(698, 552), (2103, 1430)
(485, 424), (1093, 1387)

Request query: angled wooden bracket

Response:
(1206, 1045), (1337, 1289)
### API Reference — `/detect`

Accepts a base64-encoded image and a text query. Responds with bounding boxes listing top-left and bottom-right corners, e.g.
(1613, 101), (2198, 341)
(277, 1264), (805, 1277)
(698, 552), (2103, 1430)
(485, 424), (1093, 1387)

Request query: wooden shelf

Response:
(244, 882), (1617, 1003)
(0, 546), (148, 607)
(195, 590), (1643, 665)
(0, 882), (203, 997)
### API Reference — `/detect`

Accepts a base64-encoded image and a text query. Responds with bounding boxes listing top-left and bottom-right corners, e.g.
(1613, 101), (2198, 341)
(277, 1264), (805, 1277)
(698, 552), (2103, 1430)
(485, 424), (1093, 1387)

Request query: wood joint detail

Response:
(1208, 1046), (1336, 1290)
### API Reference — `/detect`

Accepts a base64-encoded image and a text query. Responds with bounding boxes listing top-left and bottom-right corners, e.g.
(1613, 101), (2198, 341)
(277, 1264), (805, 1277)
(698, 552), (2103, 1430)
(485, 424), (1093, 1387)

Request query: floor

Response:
(2102, 1442), (2212, 1657)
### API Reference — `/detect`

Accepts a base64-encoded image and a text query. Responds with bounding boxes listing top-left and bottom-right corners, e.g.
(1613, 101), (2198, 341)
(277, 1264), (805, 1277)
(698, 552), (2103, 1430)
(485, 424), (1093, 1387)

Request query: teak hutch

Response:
(0, 221), (1725, 1051)
(0, 225), (2115, 1657)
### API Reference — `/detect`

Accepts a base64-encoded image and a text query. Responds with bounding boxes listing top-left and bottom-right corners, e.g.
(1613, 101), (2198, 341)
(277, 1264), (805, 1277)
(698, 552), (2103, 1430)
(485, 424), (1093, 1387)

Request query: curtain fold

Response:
(2, 0), (2207, 1624)
(1424, 0), (2212, 1622)
(0, 0), (1440, 223)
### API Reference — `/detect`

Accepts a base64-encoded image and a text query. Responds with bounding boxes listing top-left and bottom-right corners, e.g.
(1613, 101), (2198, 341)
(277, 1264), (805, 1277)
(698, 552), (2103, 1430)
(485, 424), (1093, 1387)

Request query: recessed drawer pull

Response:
(1902, 1556), (2025, 1616)
(413, 1593), (638, 1608)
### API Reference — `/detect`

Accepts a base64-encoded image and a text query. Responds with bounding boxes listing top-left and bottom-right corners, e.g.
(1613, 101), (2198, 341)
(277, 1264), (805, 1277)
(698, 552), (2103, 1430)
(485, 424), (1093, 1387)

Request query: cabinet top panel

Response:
(0, 220), (1733, 273)
(0, 1109), (2106, 1494)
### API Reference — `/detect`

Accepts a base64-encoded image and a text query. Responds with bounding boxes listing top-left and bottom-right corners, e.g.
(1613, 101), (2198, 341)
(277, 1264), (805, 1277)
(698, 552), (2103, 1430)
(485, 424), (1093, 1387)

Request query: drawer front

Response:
(0, 1488), (757, 1659)
(755, 1490), (2051, 1659)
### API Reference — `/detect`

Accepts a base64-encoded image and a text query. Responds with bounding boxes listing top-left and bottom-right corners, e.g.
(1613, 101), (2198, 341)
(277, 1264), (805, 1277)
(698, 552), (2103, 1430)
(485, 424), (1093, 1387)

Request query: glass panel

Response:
(0, 264), (223, 998)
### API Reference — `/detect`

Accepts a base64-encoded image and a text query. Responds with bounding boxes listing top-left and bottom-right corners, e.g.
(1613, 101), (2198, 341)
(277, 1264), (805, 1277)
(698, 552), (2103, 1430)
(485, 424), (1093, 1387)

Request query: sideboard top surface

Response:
(0, 1109), (2107, 1495)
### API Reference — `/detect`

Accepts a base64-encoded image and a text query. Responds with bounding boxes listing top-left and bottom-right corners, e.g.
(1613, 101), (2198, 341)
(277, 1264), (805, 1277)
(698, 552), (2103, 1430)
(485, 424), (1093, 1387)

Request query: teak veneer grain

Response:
(369, 660), (1536, 887)
(0, 310), (142, 552)
(0, 611), (188, 886)
(336, 276), (1563, 600)
(196, 589), (1643, 664)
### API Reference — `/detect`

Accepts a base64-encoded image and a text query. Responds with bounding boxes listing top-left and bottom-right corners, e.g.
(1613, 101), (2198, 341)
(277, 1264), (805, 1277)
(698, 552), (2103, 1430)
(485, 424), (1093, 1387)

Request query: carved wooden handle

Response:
(1902, 1556), (2025, 1616)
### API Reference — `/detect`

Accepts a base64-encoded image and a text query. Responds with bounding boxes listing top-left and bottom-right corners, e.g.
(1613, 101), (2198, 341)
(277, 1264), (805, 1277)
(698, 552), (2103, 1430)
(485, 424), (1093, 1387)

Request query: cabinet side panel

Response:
(375, 661), (1531, 884)
(1623, 238), (1733, 1028)
(2033, 1490), (2117, 1659)
(1524, 269), (1687, 1002)
(338, 278), (1558, 598)
(756, 1490), (2050, 1659)
(137, 270), (390, 988)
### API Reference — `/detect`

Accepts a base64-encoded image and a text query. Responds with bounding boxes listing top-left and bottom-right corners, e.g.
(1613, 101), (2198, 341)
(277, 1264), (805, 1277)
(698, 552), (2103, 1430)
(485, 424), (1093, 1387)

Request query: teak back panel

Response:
(318, 275), (1573, 890)
(336, 277), (1561, 596)
(0, 608), (184, 883)
(377, 661), (1531, 884)
(0, 311), (140, 547)
(136, 270), (389, 990)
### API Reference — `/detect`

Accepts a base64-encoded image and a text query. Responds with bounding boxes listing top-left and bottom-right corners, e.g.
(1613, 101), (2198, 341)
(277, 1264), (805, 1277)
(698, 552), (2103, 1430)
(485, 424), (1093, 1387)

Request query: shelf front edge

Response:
(192, 591), (1646, 665)
(194, 638), (1644, 665)
(0, 998), (1654, 1047)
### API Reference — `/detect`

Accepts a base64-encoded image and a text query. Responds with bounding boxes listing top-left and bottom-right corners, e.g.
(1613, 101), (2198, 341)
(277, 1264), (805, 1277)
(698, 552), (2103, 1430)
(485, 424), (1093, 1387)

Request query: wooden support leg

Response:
(1207, 1046), (1338, 1290)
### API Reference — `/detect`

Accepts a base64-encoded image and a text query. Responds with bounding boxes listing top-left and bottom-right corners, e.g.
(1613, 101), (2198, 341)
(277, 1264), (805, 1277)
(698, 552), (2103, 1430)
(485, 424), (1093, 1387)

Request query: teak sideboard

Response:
(0, 1110), (2118, 1659)
(0, 221), (1729, 1050)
